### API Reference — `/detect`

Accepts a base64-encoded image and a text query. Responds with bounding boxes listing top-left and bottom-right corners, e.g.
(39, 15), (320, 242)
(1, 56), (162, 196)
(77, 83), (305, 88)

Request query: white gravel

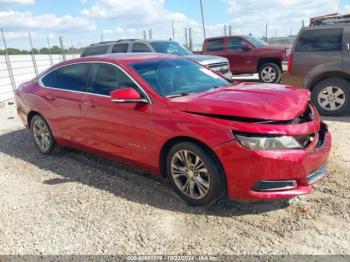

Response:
(0, 99), (349, 255)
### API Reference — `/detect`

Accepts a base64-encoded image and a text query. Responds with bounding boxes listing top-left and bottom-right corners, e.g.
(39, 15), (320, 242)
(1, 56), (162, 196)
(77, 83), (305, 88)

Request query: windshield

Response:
(150, 41), (192, 56)
(245, 36), (268, 47)
(130, 58), (230, 97)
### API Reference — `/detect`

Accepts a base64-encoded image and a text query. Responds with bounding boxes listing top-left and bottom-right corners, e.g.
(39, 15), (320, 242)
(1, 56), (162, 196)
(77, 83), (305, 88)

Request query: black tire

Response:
(258, 63), (282, 83)
(311, 77), (350, 116)
(30, 114), (58, 154)
(166, 142), (226, 206)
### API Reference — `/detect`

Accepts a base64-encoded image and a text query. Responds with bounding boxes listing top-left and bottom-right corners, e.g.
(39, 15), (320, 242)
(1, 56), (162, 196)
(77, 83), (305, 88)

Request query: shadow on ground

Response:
(0, 128), (291, 217)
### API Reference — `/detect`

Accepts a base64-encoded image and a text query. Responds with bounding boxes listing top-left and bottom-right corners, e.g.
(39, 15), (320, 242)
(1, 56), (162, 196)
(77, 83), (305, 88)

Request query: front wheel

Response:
(166, 142), (226, 206)
(258, 63), (282, 83)
(311, 78), (350, 116)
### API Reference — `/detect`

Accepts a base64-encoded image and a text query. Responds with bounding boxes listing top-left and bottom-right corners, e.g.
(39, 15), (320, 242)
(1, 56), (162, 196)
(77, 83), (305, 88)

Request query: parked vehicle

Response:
(282, 17), (350, 116)
(200, 35), (291, 83)
(15, 54), (331, 206)
(81, 39), (232, 79)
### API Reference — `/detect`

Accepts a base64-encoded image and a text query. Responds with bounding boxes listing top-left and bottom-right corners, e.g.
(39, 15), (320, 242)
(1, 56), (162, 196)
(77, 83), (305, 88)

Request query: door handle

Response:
(46, 94), (56, 101)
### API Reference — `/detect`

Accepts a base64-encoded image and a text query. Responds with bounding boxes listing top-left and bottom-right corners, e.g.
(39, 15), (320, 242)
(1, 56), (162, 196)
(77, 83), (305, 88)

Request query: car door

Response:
(39, 63), (90, 144)
(81, 62), (151, 166)
(226, 37), (254, 73)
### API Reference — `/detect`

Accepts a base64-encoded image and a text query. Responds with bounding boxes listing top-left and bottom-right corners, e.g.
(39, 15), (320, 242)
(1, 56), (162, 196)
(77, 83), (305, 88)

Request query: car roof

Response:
(57, 53), (180, 66)
(303, 23), (350, 30)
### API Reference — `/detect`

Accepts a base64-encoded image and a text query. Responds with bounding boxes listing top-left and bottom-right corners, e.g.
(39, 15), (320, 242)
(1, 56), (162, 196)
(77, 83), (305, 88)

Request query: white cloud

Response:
(344, 5), (350, 13)
(224, 0), (338, 36)
(0, 11), (96, 33)
(0, 0), (34, 4)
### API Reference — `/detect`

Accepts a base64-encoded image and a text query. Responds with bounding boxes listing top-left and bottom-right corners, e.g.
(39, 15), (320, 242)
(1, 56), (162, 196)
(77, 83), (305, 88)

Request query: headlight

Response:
(235, 133), (303, 150)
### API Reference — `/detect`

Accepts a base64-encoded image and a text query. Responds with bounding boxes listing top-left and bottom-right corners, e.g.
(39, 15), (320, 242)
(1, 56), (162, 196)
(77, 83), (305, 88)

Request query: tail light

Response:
(287, 52), (294, 72)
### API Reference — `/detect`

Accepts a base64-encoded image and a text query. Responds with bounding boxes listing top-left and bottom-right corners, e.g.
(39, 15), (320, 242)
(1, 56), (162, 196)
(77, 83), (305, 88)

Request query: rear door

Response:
(39, 63), (90, 143)
(343, 26), (350, 75)
(292, 27), (343, 86)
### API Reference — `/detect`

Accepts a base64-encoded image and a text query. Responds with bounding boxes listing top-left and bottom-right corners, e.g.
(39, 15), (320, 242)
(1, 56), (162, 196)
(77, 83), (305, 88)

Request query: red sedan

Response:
(15, 53), (331, 206)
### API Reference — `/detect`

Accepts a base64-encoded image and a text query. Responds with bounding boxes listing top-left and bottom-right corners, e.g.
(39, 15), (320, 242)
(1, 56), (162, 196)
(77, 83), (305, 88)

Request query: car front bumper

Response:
(214, 123), (332, 201)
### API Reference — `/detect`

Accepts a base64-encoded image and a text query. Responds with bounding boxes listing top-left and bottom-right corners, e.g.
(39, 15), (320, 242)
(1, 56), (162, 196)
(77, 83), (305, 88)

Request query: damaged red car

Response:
(15, 53), (331, 206)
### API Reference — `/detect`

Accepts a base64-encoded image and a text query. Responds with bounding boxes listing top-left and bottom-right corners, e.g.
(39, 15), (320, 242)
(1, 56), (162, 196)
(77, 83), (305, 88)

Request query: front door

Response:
(81, 62), (151, 166)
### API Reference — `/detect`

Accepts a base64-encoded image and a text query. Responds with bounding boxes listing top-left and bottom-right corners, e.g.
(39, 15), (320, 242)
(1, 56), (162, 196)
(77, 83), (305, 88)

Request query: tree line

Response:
(0, 46), (83, 55)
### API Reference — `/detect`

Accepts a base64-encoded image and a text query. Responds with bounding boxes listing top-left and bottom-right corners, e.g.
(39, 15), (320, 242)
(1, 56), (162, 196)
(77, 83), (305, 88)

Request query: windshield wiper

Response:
(166, 92), (192, 98)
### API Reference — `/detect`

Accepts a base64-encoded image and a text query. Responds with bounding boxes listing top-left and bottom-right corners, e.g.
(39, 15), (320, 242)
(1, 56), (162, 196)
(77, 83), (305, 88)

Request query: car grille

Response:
(208, 62), (229, 74)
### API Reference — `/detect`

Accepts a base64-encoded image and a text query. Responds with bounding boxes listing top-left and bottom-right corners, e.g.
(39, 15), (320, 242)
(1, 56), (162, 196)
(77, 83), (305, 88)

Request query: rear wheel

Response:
(311, 78), (350, 116)
(258, 63), (282, 83)
(166, 142), (226, 206)
(30, 115), (57, 154)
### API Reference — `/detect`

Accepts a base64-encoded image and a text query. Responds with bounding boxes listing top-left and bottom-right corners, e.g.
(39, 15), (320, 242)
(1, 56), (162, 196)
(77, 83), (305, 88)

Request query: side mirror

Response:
(241, 44), (252, 51)
(110, 88), (148, 103)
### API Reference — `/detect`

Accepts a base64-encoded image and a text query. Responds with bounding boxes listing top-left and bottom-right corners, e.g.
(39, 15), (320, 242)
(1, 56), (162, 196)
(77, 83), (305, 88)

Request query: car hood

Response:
(169, 82), (310, 121)
(184, 54), (228, 65)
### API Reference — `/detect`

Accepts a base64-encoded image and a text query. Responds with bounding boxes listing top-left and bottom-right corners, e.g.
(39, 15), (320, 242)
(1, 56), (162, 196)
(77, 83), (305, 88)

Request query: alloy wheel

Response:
(170, 150), (210, 200)
(32, 118), (52, 152)
(261, 66), (277, 82)
(317, 86), (346, 111)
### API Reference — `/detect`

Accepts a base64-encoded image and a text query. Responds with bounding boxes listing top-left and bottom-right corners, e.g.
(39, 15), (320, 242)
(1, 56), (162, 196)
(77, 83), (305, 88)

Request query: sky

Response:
(0, 0), (349, 49)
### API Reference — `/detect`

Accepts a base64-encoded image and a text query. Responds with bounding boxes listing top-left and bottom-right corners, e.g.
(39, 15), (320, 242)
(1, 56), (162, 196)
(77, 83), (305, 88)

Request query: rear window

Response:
(112, 43), (128, 53)
(295, 28), (343, 52)
(206, 39), (224, 51)
(81, 45), (109, 57)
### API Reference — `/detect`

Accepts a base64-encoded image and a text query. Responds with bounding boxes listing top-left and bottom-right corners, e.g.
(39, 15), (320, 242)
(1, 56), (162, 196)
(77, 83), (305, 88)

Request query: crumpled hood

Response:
(170, 82), (310, 121)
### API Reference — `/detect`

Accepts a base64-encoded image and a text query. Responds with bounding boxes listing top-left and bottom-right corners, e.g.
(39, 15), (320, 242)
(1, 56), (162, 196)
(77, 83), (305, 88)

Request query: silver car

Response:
(81, 39), (232, 79)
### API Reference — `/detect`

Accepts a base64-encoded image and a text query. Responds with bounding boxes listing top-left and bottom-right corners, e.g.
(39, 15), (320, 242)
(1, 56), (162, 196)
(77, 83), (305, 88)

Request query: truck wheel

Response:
(166, 142), (226, 206)
(311, 78), (350, 116)
(258, 63), (282, 83)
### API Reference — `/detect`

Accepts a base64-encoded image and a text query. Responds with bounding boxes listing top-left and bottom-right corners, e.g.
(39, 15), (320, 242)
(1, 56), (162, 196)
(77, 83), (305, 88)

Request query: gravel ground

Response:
(0, 99), (349, 255)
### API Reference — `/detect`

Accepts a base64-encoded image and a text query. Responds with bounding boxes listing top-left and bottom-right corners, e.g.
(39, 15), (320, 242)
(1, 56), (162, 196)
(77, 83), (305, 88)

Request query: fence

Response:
(0, 29), (81, 102)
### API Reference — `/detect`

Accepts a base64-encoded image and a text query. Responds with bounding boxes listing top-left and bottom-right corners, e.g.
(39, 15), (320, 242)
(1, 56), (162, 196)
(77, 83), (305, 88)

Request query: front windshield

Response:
(150, 41), (192, 56)
(245, 36), (268, 47)
(130, 58), (230, 97)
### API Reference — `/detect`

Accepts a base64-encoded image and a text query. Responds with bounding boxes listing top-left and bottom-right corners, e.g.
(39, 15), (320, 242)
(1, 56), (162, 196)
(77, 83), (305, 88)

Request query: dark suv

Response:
(81, 39), (232, 79)
(282, 18), (350, 116)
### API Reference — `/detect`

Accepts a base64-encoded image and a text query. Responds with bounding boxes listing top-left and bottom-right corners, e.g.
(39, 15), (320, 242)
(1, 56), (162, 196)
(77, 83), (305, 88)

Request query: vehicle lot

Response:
(0, 101), (349, 255)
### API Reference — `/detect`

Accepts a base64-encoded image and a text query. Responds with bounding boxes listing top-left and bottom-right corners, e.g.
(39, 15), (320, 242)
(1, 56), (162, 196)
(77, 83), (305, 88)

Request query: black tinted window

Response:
(47, 63), (89, 91)
(41, 70), (57, 87)
(112, 43), (128, 53)
(295, 29), (343, 52)
(132, 43), (151, 52)
(90, 63), (138, 95)
(207, 39), (224, 51)
(81, 45), (109, 57)
(228, 38), (245, 50)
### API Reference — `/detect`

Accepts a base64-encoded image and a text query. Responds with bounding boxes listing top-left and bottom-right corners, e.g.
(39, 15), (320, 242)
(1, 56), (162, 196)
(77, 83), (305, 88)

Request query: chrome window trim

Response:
(38, 60), (152, 104)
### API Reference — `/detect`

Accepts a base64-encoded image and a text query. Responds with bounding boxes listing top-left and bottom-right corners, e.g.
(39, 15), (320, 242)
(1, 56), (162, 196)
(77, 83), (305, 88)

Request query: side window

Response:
(228, 38), (245, 50)
(131, 43), (151, 52)
(295, 28), (343, 52)
(90, 63), (138, 96)
(112, 43), (129, 53)
(207, 39), (224, 51)
(47, 63), (89, 91)
(81, 45), (109, 57)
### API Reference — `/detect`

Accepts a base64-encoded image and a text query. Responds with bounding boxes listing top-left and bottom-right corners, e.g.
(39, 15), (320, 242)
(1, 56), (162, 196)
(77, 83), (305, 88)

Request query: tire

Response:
(258, 63), (282, 83)
(311, 77), (350, 116)
(166, 142), (226, 206)
(30, 114), (58, 154)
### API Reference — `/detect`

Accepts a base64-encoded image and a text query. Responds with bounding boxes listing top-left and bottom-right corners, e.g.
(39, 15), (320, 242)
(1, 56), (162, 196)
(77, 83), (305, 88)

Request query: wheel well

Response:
(308, 71), (350, 91)
(27, 111), (41, 127)
(257, 58), (282, 71)
(159, 136), (225, 178)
